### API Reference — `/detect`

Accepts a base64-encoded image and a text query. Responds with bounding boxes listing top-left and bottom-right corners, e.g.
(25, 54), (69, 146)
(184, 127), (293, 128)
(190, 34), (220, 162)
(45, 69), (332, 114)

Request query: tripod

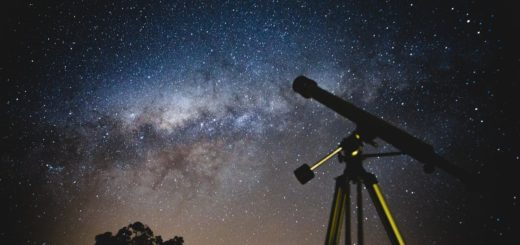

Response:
(295, 132), (405, 245)
(292, 76), (472, 245)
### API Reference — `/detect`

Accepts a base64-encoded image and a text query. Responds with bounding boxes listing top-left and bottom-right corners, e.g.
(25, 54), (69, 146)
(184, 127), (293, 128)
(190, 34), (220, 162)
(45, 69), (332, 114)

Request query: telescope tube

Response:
(293, 76), (472, 184)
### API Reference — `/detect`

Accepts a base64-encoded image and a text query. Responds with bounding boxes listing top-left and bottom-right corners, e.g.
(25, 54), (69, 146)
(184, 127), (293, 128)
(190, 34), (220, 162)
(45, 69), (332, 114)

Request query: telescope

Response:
(293, 75), (472, 185)
(291, 76), (474, 245)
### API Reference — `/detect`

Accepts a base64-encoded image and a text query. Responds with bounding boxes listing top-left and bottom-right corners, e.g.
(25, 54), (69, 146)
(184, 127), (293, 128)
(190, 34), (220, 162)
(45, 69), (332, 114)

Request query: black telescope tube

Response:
(293, 76), (472, 184)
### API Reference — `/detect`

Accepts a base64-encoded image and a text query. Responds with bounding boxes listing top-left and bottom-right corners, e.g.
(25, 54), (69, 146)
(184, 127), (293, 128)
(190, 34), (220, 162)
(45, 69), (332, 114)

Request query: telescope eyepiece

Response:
(293, 76), (317, 99)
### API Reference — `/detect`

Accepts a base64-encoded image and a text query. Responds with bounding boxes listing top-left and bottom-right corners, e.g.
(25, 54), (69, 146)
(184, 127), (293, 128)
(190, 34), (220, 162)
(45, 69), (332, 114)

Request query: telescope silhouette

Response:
(293, 76), (472, 184)
(292, 76), (476, 245)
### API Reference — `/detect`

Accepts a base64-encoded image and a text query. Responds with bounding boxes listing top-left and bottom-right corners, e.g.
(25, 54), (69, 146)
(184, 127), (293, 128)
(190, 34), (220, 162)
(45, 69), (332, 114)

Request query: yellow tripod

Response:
(294, 132), (405, 245)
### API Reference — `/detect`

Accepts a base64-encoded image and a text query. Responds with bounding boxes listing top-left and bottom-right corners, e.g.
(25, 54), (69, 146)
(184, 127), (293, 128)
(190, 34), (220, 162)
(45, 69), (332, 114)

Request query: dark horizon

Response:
(1, 1), (518, 244)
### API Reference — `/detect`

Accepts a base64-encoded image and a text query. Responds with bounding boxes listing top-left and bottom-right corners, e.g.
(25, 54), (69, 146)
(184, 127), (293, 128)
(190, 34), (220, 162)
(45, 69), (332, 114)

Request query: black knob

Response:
(294, 164), (315, 185)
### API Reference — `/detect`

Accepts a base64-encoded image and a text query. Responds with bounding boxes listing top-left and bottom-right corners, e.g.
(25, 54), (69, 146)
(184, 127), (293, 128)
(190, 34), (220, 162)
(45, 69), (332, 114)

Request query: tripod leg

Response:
(365, 183), (405, 245)
(344, 181), (351, 245)
(356, 181), (363, 245)
(325, 177), (349, 245)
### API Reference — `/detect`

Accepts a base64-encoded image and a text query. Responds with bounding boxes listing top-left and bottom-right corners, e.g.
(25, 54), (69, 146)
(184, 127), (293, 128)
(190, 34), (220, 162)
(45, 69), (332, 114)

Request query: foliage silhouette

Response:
(95, 222), (184, 245)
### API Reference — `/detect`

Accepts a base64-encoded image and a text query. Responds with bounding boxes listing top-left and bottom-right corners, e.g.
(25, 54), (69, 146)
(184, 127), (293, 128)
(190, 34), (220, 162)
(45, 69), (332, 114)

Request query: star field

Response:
(2, 1), (518, 244)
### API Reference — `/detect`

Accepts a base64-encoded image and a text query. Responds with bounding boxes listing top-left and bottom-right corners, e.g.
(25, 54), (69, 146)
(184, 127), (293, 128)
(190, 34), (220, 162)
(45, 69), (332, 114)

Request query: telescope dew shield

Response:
(293, 76), (317, 98)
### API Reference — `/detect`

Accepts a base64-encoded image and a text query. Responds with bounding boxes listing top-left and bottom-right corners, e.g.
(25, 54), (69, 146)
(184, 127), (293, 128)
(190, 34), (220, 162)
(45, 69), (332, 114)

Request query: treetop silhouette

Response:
(95, 222), (184, 245)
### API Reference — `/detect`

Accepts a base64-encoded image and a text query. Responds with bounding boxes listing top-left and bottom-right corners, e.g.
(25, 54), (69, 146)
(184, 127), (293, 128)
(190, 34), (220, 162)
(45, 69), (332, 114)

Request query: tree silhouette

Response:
(95, 222), (184, 245)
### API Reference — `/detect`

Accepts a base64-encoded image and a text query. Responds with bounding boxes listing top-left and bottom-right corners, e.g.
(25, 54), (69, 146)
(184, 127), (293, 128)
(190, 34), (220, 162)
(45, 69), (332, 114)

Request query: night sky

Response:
(2, 1), (518, 244)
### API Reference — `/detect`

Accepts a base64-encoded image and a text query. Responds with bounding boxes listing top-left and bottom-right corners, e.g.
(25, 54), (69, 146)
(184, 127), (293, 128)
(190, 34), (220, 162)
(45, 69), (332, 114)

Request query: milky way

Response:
(2, 1), (518, 244)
